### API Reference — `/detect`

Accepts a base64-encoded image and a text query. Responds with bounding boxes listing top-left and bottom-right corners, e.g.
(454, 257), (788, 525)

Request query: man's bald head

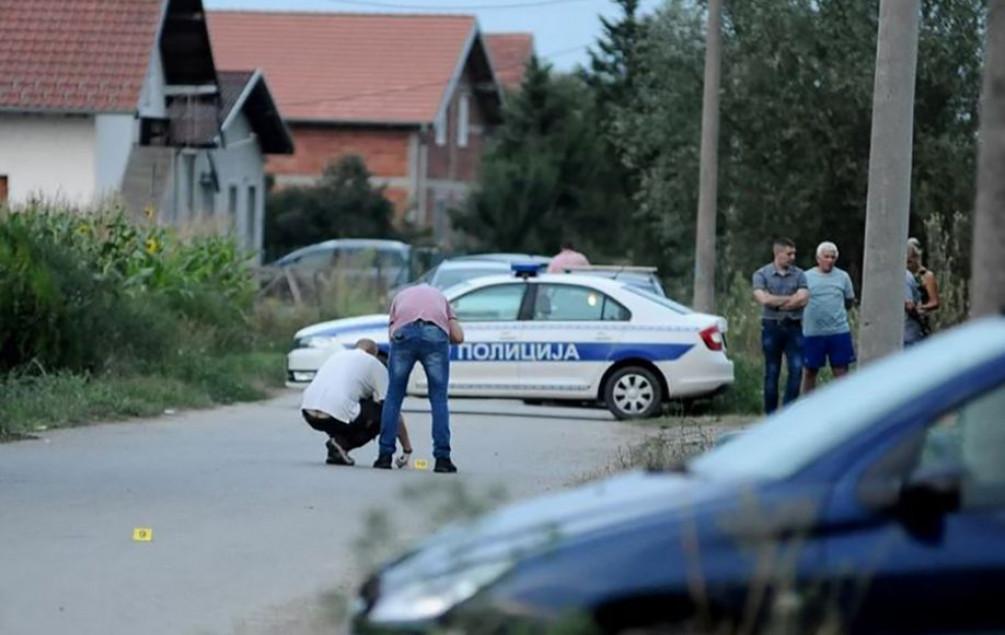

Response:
(355, 339), (379, 356)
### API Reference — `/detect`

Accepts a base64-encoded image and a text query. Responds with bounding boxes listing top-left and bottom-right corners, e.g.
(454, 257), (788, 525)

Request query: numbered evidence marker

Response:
(413, 459), (429, 470)
(133, 527), (153, 542)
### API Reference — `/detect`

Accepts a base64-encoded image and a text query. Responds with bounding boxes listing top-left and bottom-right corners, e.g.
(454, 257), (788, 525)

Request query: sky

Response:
(203, 0), (664, 72)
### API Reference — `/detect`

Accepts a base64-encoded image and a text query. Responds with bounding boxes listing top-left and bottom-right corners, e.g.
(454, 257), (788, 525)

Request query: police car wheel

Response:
(605, 366), (663, 420)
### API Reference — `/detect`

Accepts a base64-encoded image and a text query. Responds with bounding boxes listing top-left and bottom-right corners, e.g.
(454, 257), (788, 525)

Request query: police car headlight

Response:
(296, 335), (340, 349)
(367, 560), (513, 624)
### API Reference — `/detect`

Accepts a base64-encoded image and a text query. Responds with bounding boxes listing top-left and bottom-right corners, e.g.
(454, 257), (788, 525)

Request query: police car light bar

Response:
(511, 262), (544, 278)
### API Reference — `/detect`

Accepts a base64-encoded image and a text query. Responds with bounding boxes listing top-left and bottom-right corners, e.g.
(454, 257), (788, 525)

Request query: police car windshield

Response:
(435, 266), (506, 290)
(624, 287), (692, 314)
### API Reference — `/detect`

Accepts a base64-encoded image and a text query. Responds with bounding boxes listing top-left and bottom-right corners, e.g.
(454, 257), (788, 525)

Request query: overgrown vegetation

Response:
(0, 203), (302, 439)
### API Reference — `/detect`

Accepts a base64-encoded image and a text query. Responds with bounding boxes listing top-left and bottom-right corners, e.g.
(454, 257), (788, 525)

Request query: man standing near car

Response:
(547, 240), (590, 273)
(301, 339), (412, 467)
(376, 284), (464, 473)
(801, 241), (856, 393)
(752, 237), (809, 413)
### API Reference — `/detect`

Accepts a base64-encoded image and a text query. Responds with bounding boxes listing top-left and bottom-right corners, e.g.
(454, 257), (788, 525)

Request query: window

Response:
(457, 95), (469, 148)
(183, 153), (196, 215)
(227, 185), (238, 227)
(532, 284), (629, 322)
(451, 284), (525, 322)
(435, 109), (447, 146)
(0, 175), (8, 205)
(917, 383), (1005, 507)
(201, 181), (215, 216)
(246, 185), (256, 247)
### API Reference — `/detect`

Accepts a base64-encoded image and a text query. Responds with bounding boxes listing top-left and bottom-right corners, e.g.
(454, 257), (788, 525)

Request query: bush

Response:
(0, 204), (257, 373)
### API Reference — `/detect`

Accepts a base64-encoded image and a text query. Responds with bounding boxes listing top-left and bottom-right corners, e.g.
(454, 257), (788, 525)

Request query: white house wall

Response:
(138, 45), (167, 118)
(216, 113), (267, 262)
(0, 114), (96, 206)
(95, 114), (135, 196)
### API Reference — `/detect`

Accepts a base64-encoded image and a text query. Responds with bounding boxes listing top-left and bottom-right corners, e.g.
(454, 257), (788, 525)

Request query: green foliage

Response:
(616, 0), (984, 291)
(264, 155), (396, 261)
(0, 205), (257, 373)
(451, 57), (632, 260)
(0, 352), (284, 439)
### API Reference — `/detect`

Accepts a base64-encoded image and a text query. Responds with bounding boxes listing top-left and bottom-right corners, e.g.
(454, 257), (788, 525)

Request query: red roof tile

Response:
(485, 33), (533, 91)
(0, 0), (162, 113)
(208, 11), (477, 125)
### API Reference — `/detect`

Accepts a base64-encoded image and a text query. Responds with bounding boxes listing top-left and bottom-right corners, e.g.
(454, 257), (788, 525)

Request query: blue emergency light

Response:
(511, 262), (544, 278)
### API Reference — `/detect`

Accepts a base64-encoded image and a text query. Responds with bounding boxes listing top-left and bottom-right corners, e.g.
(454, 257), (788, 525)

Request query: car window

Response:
(291, 249), (332, 271)
(917, 383), (1005, 507)
(451, 284), (525, 322)
(624, 286), (692, 314)
(532, 284), (627, 321)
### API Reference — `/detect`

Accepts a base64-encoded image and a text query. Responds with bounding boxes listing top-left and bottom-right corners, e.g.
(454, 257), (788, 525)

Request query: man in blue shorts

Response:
(802, 241), (856, 392)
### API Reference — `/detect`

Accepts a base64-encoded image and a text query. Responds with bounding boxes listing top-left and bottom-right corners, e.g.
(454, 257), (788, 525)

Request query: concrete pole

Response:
(692, 0), (722, 314)
(858, 0), (921, 364)
(971, 0), (1005, 318)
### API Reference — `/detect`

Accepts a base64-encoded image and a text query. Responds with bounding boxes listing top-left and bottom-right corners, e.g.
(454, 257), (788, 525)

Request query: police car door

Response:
(522, 282), (630, 399)
(439, 281), (529, 397)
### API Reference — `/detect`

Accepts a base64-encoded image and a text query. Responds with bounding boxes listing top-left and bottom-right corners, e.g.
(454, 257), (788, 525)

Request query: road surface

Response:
(0, 392), (657, 635)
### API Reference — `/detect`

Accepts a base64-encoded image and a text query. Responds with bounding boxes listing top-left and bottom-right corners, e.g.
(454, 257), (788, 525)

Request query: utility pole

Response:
(858, 0), (921, 364)
(971, 0), (1005, 318)
(692, 0), (722, 314)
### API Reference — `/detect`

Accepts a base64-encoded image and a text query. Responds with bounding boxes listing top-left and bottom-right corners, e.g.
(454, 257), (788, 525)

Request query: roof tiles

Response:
(207, 11), (476, 124)
(485, 33), (533, 92)
(0, 0), (163, 113)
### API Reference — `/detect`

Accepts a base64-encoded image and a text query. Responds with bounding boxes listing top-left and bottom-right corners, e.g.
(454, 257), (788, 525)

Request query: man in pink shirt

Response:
(375, 284), (464, 473)
(547, 241), (590, 273)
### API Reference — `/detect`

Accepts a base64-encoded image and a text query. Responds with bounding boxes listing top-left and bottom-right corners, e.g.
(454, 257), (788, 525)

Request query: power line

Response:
(277, 42), (588, 110)
(324, 0), (589, 10)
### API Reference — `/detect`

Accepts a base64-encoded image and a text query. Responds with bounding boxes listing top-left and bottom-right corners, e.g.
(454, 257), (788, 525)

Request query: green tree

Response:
(264, 155), (395, 261)
(616, 0), (984, 294)
(452, 57), (627, 257)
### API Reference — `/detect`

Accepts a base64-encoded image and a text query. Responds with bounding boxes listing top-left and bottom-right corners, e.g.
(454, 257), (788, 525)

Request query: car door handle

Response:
(499, 332), (517, 341)
(596, 333), (614, 341)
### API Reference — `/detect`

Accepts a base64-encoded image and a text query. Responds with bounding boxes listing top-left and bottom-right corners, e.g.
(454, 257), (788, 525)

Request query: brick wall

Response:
(267, 124), (412, 180)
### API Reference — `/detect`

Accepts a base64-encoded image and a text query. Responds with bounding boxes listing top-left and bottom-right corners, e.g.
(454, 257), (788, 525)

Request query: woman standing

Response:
(905, 237), (941, 341)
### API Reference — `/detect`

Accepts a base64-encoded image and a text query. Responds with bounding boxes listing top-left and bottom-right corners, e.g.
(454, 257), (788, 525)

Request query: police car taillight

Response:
(699, 325), (724, 351)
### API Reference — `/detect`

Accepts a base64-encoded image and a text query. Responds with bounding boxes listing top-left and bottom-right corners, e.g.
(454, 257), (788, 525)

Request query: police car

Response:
(287, 265), (734, 419)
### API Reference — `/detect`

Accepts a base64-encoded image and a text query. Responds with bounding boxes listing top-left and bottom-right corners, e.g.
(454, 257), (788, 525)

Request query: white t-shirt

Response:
(300, 348), (389, 423)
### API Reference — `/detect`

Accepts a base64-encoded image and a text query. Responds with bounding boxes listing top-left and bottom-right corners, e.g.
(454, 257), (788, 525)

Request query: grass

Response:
(0, 352), (285, 440)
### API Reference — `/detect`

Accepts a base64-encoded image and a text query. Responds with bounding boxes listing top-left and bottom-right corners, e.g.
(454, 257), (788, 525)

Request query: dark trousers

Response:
(302, 398), (382, 451)
(762, 320), (804, 414)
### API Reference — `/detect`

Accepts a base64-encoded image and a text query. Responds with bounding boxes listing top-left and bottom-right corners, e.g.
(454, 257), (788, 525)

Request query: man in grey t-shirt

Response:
(752, 237), (810, 413)
(802, 241), (856, 393)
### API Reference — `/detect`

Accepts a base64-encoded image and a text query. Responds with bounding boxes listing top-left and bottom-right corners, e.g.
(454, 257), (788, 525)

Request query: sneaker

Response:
(434, 458), (458, 473)
(373, 454), (393, 469)
(326, 438), (354, 466)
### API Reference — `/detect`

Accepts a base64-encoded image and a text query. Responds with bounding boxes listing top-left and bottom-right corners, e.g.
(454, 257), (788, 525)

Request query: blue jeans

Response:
(762, 320), (804, 414)
(379, 321), (451, 458)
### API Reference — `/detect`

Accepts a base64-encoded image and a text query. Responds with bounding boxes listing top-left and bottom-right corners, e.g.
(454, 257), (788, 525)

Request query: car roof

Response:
(443, 253), (551, 265)
(274, 238), (411, 264)
(447, 272), (632, 295)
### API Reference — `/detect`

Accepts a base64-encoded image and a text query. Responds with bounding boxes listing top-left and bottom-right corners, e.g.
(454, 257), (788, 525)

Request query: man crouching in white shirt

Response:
(301, 339), (413, 467)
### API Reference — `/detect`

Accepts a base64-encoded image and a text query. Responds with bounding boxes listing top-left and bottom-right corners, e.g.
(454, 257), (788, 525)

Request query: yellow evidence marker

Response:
(413, 459), (429, 470)
(133, 528), (153, 542)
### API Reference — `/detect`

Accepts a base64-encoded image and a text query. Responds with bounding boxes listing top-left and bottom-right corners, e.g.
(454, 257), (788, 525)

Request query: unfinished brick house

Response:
(208, 11), (506, 245)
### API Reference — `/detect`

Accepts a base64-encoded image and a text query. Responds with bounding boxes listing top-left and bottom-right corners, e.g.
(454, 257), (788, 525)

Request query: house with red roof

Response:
(485, 33), (534, 92)
(208, 11), (504, 245)
(0, 0), (292, 260)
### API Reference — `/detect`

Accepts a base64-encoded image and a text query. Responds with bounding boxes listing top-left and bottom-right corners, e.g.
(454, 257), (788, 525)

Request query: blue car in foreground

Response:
(353, 317), (1005, 634)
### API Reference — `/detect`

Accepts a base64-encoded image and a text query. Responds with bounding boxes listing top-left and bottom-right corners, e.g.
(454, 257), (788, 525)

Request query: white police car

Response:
(287, 266), (734, 419)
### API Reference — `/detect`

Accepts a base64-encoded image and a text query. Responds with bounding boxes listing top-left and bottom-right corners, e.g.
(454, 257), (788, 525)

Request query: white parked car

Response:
(287, 267), (734, 419)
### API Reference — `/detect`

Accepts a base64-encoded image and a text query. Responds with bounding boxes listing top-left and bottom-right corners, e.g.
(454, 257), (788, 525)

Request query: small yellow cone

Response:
(133, 528), (153, 542)
(413, 459), (429, 470)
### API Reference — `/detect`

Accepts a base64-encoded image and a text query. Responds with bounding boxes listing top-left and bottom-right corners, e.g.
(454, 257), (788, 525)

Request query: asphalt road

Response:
(0, 392), (651, 635)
